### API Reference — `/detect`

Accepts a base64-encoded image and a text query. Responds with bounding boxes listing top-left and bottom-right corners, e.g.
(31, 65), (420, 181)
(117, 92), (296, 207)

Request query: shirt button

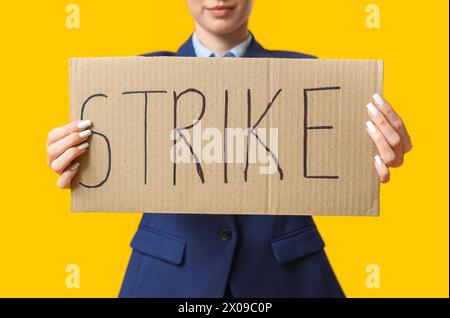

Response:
(218, 228), (232, 241)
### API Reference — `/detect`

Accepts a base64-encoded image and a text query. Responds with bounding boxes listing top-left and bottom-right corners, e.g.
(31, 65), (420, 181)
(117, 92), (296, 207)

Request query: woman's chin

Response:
(204, 20), (244, 36)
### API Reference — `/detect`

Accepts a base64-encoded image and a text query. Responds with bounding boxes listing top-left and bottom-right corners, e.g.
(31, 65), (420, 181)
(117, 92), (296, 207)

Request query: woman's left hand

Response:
(365, 93), (412, 183)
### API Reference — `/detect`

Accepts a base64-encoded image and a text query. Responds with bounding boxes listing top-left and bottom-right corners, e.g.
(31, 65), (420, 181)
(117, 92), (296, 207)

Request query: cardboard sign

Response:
(70, 57), (383, 216)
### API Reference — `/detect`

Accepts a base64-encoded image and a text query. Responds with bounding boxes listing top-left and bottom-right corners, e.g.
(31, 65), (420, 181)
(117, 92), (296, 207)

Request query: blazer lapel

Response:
(243, 34), (272, 58)
(175, 35), (197, 57)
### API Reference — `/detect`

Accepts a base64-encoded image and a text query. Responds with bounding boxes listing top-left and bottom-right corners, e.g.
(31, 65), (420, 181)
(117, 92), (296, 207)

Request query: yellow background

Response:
(0, 1), (448, 297)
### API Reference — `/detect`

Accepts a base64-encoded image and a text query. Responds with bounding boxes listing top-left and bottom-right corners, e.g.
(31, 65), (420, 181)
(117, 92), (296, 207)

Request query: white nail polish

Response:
(366, 121), (377, 134)
(367, 102), (379, 116)
(78, 142), (89, 150)
(51, 160), (59, 171)
(70, 161), (80, 170)
(56, 178), (64, 188)
(79, 129), (92, 138)
(77, 120), (92, 130)
(374, 155), (383, 167)
(373, 93), (385, 106)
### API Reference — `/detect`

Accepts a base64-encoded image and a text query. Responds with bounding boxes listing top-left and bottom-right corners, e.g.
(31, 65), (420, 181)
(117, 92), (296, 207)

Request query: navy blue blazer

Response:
(119, 35), (345, 298)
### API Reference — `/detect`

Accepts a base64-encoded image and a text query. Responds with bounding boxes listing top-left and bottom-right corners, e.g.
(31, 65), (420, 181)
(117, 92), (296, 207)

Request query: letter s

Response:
(79, 93), (111, 188)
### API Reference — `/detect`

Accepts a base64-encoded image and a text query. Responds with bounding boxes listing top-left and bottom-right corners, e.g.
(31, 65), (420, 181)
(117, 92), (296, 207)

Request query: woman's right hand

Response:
(46, 119), (93, 189)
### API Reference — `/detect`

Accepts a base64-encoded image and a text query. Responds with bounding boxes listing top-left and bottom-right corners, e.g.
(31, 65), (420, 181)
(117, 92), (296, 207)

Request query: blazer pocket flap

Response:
(271, 227), (325, 264)
(130, 227), (186, 265)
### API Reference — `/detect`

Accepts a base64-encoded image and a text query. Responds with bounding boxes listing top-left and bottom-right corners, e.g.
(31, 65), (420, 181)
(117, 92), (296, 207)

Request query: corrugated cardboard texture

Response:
(70, 57), (383, 216)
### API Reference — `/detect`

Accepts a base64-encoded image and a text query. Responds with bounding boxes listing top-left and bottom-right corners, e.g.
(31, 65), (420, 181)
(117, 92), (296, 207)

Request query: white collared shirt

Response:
(192, 32), (252, 57)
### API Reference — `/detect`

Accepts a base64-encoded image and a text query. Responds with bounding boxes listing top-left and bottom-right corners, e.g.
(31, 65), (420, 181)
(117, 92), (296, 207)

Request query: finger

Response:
(389, 143), (404, 168)
(56, 162), (80, 189)
(366, 121), (396, 166)
(367, 102), (404, 167)
(374, 155), (390, 183)
(372, 94), (412, 154)
(47, 119), (92, 145)
(367, 102), (401, 148)
(50, 142), (89, 174)
(47, 129), (92, 164)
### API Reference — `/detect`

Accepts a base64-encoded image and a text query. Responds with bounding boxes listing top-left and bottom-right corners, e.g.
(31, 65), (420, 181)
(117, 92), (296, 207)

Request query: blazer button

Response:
(218, 228), (232, 241)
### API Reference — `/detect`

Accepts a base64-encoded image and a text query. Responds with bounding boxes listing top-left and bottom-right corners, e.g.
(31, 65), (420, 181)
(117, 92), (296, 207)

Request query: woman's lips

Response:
(207, 6), (235, 17)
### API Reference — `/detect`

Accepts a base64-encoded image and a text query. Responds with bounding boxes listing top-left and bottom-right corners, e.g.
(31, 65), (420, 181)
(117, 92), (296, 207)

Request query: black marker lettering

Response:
(244, 88), (284, 182)
(303, 87), (340, 179)
(173, 88), (206, 185)
(224, 89), (229, 184)
(79, 93), (111, 188)
(122, 90), (167, 184)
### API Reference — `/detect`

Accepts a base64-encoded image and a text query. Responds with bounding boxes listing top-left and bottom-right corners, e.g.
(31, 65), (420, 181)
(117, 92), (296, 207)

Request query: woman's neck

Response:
(194, 23), (249, 55)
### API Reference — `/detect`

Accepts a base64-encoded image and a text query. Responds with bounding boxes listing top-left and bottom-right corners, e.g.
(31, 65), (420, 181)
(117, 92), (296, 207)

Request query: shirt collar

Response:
(192, 32), (252, 57)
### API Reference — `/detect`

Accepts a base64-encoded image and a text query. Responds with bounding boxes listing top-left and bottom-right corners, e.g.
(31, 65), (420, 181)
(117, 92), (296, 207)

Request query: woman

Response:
(46, 0), (412, 297)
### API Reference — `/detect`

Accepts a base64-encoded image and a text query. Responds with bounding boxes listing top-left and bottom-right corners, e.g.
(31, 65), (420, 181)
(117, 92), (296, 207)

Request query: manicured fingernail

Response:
(79, 129), (92, 138)
(367, 102), (379, 116)
(51, 161), (59, 171)
(77, 120), (92, 130)
(70, 161), (80, 170)
(374, 155), (383, 167)
(56, 178), (64, 188)
(366, 121), (377, 134)
(78, 142), (89, 150)
(372, 93), (385, 106)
